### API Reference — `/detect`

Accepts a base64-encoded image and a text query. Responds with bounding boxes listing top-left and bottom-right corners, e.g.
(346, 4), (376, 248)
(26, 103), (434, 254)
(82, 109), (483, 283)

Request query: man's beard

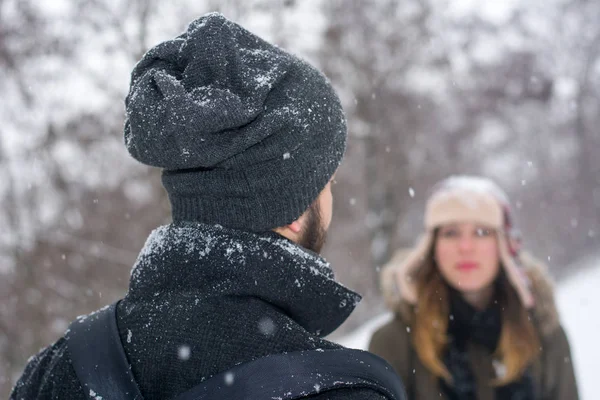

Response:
(298, 200), (327, 254)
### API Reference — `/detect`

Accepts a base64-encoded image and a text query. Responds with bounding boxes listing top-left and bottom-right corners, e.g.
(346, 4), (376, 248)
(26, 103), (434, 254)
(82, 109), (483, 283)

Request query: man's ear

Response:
(273, 214), (305, 242)
(287, 220), (302, 234)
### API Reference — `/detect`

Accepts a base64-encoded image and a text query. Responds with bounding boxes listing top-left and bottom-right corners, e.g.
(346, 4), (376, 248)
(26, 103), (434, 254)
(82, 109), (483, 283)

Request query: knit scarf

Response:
(127, 222), (361, 337)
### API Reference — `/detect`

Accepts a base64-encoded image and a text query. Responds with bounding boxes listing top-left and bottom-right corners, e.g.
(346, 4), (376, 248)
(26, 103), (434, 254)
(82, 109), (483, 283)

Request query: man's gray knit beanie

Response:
(124, 12), (347, 232)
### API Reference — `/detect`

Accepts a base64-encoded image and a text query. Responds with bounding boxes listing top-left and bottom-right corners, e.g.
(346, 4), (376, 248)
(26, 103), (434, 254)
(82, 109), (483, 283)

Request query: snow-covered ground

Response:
(335, 261), (600, 400)
(556, 262), (600, 400)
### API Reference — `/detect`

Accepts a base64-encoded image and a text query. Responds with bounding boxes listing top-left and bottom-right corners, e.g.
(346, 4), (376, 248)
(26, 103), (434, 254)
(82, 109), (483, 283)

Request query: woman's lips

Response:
(457, 261), (479, 271)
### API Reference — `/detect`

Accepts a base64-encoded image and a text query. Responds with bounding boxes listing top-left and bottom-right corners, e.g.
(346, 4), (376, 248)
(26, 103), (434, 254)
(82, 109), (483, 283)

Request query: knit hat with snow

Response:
(381, 176), (535, 309)
(124, 12), (347, 231)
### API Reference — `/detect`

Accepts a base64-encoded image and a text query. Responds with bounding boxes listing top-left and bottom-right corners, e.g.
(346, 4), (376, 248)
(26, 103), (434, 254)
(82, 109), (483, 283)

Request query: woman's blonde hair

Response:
(411, 232), (540, 386)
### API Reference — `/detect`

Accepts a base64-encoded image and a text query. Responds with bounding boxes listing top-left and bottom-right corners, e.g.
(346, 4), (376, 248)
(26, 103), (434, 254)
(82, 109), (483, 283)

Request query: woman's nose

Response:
(458, 235), (475, 252)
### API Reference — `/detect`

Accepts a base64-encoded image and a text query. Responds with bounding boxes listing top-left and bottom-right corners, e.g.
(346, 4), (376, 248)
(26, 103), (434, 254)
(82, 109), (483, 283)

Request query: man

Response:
(11, 12), (396, 400)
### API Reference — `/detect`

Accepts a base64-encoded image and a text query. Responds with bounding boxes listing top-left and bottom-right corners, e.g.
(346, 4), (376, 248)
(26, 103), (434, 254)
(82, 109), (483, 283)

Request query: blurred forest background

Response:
(1, 0), (599, 396)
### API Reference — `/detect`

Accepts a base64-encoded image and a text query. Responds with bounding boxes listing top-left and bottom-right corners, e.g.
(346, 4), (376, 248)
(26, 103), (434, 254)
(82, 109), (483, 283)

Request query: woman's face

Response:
(434, 222), (501, 296)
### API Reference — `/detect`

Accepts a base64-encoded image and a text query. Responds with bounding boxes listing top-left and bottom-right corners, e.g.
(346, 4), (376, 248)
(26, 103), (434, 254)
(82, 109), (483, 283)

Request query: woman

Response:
(369, 176), (579, 400)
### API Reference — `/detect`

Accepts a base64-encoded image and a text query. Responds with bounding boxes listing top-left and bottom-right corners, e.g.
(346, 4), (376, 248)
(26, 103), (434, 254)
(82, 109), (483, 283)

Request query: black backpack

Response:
(66, 303), (406, 400)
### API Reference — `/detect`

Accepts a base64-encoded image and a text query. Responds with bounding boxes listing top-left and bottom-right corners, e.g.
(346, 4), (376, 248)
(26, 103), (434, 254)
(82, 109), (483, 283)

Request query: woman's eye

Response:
(475, 228), (492, 237)
(440, 229), (459, 238)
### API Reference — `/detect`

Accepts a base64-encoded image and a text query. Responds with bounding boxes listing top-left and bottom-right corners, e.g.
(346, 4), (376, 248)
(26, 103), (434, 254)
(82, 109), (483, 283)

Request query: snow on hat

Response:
(124, 12), (346, 231)
(381, 176), (535, 309)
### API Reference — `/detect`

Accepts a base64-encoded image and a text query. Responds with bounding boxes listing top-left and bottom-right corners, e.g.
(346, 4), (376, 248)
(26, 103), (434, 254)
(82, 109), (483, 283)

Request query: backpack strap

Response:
(173, 348), (407, 400)
(65, 302), (143, 400)
(66, 302), (406, 400)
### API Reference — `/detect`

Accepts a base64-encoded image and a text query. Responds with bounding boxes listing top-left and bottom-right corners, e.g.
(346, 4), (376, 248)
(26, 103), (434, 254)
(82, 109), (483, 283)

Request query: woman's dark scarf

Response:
(440, 289), (535, 400)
